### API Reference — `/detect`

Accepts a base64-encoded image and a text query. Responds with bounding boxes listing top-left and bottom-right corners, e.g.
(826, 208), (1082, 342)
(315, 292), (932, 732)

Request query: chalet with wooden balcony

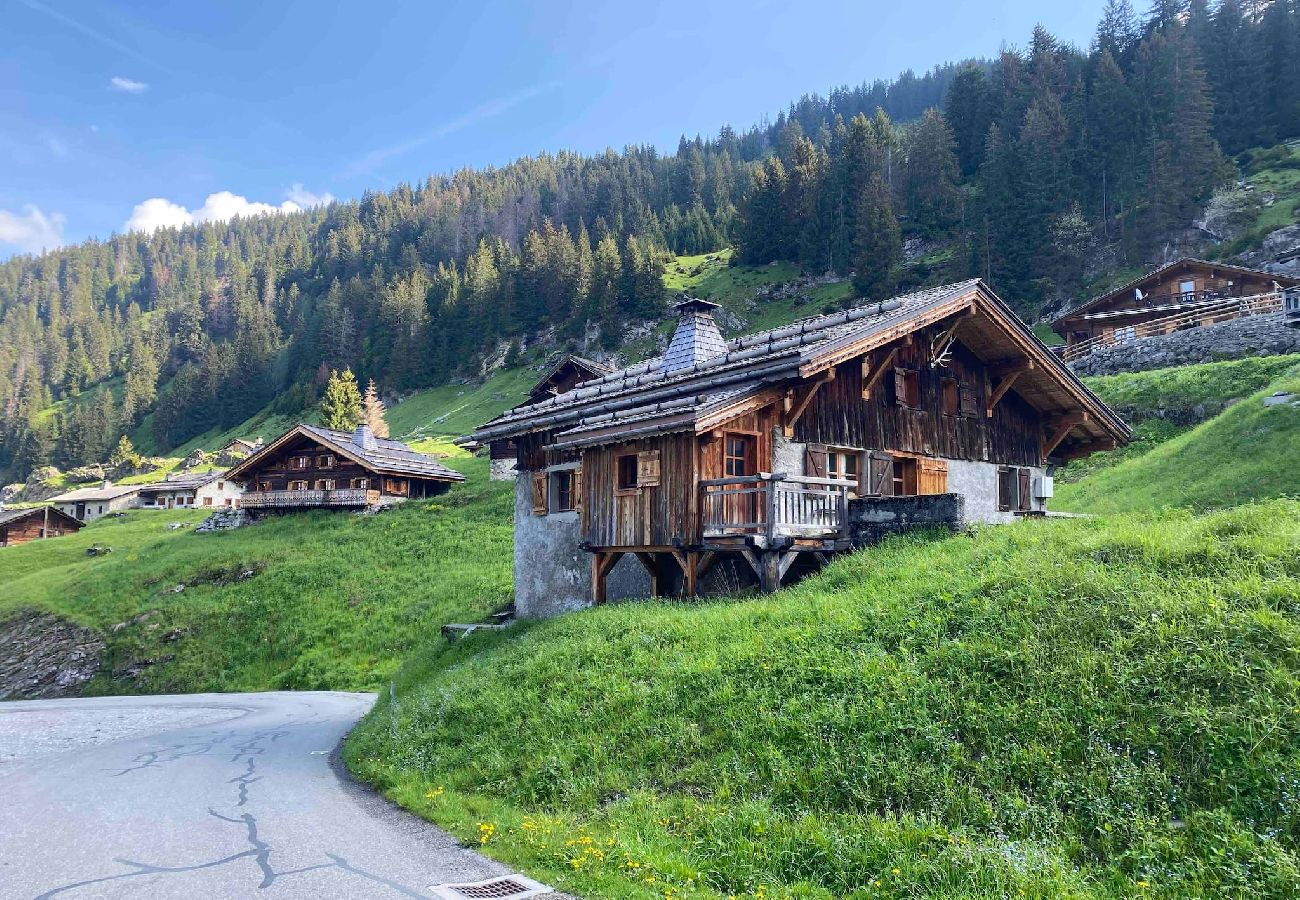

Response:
(224, 424), (463, 511)
(1052, 258), (1298, 361)
(475, 281), (1130, 618)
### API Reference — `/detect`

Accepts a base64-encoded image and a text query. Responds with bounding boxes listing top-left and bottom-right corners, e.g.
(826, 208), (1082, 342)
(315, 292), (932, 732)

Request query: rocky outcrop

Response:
(195, 507), (248, 532)
(1070, 312), (1300, 376)
(0, 610), (105, 700)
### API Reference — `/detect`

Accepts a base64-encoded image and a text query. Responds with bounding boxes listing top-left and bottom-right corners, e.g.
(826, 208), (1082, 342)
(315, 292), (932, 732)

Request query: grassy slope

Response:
(0, 453), (515, 693)
(346, 503), (1300, 899)
(1058, 361), (1300, 513)
(1058, 355), (1300, 486)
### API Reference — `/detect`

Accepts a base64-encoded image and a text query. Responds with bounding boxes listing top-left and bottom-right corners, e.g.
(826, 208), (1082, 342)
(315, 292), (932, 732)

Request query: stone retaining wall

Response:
(1069, 312), (1300, 377)
(848, 494), (966, 548)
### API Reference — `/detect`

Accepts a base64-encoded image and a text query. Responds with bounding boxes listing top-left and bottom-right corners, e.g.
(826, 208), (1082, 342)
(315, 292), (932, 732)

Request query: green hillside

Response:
(346, 502), (1300, 899)
(1058, 360), (1300, 513)
(0, 454), (514, 693)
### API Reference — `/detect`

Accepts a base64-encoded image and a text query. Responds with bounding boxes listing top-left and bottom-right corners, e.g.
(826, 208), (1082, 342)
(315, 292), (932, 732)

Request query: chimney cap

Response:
(673, 294), (721, 314)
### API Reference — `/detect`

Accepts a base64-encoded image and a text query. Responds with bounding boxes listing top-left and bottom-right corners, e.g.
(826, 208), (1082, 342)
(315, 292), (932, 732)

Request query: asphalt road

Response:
(0, 692), (532, 899)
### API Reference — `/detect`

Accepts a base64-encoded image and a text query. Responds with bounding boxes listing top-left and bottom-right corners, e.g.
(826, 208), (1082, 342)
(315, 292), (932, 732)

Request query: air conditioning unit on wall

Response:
(1034, 475), (1054, 499)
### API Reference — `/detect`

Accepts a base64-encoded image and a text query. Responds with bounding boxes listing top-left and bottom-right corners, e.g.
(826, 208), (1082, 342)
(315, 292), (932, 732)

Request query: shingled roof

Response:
(224, 424), (465, 483)
(474, 279), (1130, 452)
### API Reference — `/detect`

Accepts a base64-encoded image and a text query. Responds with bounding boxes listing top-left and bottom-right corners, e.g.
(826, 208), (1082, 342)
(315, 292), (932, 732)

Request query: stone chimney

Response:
(353, 424), (377, 451)
(663, 296), (726, 373)
(101, 479), (112, 490)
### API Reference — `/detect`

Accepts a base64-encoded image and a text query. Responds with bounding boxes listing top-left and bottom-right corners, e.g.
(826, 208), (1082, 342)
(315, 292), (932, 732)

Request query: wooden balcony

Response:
(241, 488), (381, 509)
(1064, 290), (1283, 362)
(701, 474), (855, 542)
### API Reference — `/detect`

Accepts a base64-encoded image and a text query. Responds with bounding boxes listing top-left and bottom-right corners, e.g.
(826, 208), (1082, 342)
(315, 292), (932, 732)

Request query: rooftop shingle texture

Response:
(476, 281), (979, 441)
(662, 300), (728, 372)
(49, 483), (143, 503)
(139, 470), (229, 492)
(301, 425), (465, 481)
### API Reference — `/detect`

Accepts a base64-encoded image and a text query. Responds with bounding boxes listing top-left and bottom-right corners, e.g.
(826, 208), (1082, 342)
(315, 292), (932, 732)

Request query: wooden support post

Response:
(760, 551), (781, 593)
(591, 551), (621, 605)
(986, 360), (1034, 417)
(696, 551), (718, 582)
(738, 548), (763, 582)
(684, 551), (699, 598)
(634, 552), (660, 598)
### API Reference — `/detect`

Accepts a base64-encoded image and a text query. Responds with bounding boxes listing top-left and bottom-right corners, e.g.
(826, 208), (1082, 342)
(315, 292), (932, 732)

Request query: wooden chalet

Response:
(1053, 258), (1298, 360)
(0, 506), (83, 547)
(224, 424), (464, 511)
(526, 354), (613, 405)
(475, 281), (1130, 618)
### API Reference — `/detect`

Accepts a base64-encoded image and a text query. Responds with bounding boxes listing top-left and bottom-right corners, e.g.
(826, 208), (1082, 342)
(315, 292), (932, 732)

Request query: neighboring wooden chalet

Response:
(0, 506), (83, 546)
(1053, 258), (1298, 360)
(137, 470), (243, 510)
(475, 281), (1130, 618)
(224, 424), (464, 511)
(526, 354), (613, 405)
(50, 482), (143, 522)
(490, 355), (614, 480)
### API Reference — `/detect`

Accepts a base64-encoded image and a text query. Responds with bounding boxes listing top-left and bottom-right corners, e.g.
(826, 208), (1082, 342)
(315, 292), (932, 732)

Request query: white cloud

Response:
(109, 76), (148, 93)
(0, 205), (65, 254)
(285, 183), (335, 208)
(124, 190), (310, 234)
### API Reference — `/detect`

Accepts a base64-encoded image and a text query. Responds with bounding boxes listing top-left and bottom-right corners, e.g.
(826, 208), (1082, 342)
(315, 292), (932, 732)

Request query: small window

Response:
(724, 434), (755, 477)
(317, 454), (335, 468)
(289, 480), (308, 491)
(894, 368), (921, 409)
(551, 469), (579, 513)
(385, 478), (408, 496)
(203, 497), (213, 507)
(258, 481), (273, 492)
(225, 498), (233, 506)
(998, 467), (1029, 512)
(892, 457), (918, 496)
(217, 481), (224, 490)
(291, 455), (311, 470)
(616, 453), (639, 491)
(941, 378), (959, 416)
(315, 479), (335, 490)
(351, 477), (369, 490)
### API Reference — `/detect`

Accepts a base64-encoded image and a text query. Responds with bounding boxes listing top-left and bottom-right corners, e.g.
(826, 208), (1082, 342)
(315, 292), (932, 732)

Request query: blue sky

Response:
(1, 0), (1110, 258)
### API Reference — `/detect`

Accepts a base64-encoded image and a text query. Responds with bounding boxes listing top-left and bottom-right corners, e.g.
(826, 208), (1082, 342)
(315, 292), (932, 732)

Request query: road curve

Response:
(0, 692), (521, 899)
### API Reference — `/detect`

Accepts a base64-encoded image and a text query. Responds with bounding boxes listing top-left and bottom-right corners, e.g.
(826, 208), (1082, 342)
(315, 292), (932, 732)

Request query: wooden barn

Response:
(224, 424), (464, 511)
(1053, 258), (1297, 360)
(475, 281), (1130, 618)
(0, 506), (83, 547)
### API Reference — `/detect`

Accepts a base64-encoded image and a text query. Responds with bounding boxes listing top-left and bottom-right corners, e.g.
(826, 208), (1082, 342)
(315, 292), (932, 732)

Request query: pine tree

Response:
(904, 108), (963, 234)
(109, 434), (140, 468)
(362, 379), (390, 438)
(320, 368), (363, 431)
(945, 66), (994, 176)
(851, 174), (902, 302)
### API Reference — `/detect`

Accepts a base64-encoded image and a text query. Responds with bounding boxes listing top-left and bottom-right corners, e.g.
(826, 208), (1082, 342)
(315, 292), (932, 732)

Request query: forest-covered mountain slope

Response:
(4, 0), (1300, 485)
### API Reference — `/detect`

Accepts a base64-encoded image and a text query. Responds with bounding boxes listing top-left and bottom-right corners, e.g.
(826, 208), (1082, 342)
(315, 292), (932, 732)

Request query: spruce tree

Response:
(320, 368), (363, 432)
(851, 174), (902, 302)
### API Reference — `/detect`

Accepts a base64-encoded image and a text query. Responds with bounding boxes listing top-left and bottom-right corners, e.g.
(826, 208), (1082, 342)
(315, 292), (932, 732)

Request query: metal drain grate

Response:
(429, 874), (551, 900)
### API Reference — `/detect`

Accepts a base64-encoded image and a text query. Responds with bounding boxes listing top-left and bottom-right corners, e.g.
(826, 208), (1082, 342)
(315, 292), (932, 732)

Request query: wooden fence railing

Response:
(700, 474), (856, 540)
(1062, 290), (1283, 362)
(241, 489), (380, 508)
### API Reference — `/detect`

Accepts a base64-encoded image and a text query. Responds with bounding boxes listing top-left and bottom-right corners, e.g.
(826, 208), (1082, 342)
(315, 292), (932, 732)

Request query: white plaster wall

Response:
(946, 458), (1048, 524)
(195, 478), (243, 508)
(772, 430), (806, 477)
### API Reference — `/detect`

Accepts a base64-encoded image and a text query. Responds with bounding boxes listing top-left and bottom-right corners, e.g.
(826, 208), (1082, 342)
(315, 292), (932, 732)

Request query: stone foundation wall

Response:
(848, 494), (966, 548)
(510, 476), (649, 618)
(1069, 312), (1300, 377)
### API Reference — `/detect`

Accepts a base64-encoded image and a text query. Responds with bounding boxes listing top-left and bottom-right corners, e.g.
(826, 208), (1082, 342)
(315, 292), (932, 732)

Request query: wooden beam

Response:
(633, 552), (660, 598)
(861, 345), (903, 400)
(1042, 412), (1089, 458)
(760, 551), (781, 593)
(783, 369), (835, 437)
(592, 551), (622, 605)
(986, 361), (1035, 417)
(777, 549), (801, 580)
(684, 551), (699, 598)
(738, 548), (763, 581)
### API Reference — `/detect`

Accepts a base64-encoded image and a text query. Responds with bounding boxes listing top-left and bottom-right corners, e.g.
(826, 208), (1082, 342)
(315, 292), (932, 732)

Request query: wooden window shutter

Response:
(637, 450), (661, 486)
(531, 472), (547, 515)
(804, 444), (828, 478)
(574, 467), (584, 511)
(867, 451), (894, 496)
(997, 467), (1015, 511)
(959, 383), (980, 417)
(893, 368), (907, 406)
(1018, 467), (1032, 511)
(918, 458), (948, 494)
